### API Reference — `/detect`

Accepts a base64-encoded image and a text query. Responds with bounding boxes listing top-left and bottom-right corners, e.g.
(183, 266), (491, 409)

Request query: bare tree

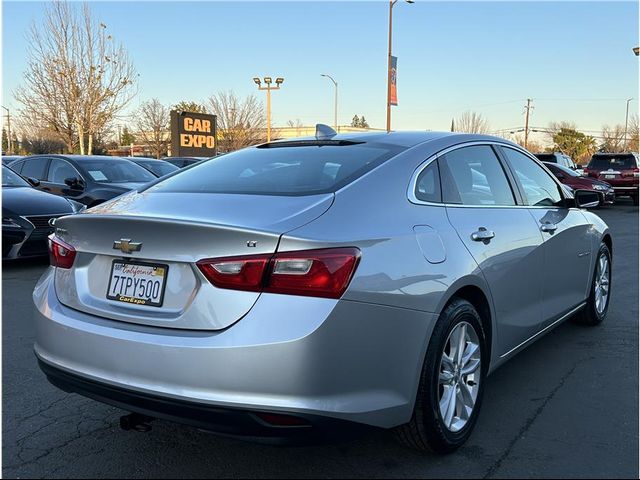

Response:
(454, 111), (490, 134)
(14, 1), (136, 155)
(600, 124), (626, 152)
(287, 118), (304, 136)
(134, 98), (170, 159)
(207, 91), (265, 152)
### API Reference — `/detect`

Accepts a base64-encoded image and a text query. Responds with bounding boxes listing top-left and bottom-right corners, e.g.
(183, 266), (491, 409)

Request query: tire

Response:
(574, 243), (611, 326)
(395, 298), (487, 453)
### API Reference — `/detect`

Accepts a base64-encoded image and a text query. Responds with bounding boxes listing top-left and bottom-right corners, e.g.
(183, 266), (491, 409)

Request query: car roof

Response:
(265, 131), (516, 149)
(25, 154), (131, 162)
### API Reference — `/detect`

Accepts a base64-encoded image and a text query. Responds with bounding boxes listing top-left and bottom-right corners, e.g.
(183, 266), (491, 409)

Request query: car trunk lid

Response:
(53, 191), (333, 330)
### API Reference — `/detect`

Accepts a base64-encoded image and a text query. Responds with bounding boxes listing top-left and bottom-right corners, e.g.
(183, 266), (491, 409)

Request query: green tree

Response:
(350, 115), (369, 128)
(173, 101), (207, 114)
(552, 127), (597, 165)
(1, 127), (7, 153)
(120, 126), (136, 145)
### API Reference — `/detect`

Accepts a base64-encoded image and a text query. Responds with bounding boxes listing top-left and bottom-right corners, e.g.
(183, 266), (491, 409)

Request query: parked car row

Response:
(1, 154), (213, 260)
(534, 151), (639, 206)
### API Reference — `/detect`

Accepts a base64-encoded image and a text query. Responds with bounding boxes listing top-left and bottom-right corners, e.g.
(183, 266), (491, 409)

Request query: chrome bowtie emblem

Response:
(113, 239), (142, 254)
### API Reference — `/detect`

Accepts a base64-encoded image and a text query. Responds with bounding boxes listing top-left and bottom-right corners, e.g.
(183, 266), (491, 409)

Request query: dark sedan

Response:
(8, 155), (156, 207)
(2, 165), (83, 259)
(127, 157), (179, 177)
(544, 162), (614, 206)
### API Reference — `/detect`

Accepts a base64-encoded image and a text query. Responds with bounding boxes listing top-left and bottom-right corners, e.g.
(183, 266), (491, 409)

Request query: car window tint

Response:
(415, 161), (441, 203)
(21, 157), (48, 179)
(151, 143), (405, 196)
(10, 161), (25, 174)
(439, 145), (515, 206)
(48, 158), (79, 184)
(502, 147), (563, 207)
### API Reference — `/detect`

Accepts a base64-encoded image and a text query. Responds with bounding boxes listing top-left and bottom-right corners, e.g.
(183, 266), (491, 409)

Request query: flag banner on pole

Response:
(390, 56), (398, 106)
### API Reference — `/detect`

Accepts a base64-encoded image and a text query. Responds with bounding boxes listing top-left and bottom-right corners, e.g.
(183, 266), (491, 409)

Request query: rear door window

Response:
(21, 157), (49, 180)
(439, 145), (515, 206)
(48, 158), (80, 184)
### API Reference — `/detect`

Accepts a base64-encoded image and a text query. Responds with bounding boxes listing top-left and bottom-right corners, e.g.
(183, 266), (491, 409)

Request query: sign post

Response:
(170, 110), (217, 157)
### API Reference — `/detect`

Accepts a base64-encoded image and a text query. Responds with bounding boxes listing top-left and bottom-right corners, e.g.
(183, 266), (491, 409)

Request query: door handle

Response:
(540, 223), (558, 233)
(471, 227), (495, 243)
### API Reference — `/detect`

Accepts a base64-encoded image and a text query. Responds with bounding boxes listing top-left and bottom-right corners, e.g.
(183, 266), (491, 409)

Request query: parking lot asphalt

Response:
(2, 201), (638, 479)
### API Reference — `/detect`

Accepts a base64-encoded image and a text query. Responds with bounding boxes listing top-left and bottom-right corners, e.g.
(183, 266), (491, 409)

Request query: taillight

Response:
(197, 247), (360, 299)
(196, 254), (271, 291)
(48, 235), (76, 269)
(622, 167), (640, 178)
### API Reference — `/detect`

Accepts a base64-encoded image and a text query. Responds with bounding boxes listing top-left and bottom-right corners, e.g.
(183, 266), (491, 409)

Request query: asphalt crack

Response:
(482, 359), (583, 479)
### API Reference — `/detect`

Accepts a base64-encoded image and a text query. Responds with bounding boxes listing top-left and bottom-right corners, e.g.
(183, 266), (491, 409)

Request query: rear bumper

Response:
(37, 357), (374, 444)
(34, 267), (436, 431)
(611, 186), (638, 197)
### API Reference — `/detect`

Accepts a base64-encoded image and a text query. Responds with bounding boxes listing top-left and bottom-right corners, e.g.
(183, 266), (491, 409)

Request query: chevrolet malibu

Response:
(34, 130), (612, 452)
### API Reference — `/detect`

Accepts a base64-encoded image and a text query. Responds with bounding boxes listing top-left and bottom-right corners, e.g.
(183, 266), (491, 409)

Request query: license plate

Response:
(605, 174), (616, 179)
(107, 260), (169, 307)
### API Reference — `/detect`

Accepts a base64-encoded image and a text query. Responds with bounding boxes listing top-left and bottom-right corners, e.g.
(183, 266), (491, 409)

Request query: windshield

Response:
(588, 154), (637, 170)
(79, 158), (156, 183)
(137, 160), (179, 177)
(535, 154), (557, 163)
(149, 142), (405, 196)
(2, 165), (30, 187)
(546, 162), (581, 177)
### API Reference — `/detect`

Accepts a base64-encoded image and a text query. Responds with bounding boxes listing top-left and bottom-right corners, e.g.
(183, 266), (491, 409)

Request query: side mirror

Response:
(27, 177), (40, 187)
(64, 177), (84, 190)
(574, 189), (600, 209)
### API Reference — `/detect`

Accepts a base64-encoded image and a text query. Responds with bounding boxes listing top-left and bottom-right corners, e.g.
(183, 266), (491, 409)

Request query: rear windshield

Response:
(588, 154), (637, 170)
(534, 154), (557, 163)
(137, 161), (178, 177)
(149, 142), (404, 196)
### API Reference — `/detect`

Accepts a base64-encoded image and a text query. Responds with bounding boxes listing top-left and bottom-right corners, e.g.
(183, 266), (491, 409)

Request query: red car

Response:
(584, 153), (639, 205)
(544, 162), (615, 206)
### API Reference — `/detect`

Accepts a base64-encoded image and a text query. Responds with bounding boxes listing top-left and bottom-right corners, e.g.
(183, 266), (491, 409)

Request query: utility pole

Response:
(2, 106), (12, 154)
(523, 98), (533, 149)
(624, 98), (633, 151)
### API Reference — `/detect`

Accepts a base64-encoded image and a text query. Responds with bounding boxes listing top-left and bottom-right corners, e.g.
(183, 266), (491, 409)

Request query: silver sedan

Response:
(34, 129), (612, 452)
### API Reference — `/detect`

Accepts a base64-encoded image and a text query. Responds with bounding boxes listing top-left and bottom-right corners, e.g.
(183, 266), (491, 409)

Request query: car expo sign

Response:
(170, 110), (217, 157)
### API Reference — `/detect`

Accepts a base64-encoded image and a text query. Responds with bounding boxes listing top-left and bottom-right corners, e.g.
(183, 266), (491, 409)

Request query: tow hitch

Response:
(119, 413), (155, 432)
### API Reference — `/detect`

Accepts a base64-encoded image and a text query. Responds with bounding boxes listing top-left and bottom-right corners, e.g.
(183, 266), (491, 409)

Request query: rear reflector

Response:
(197, 247), (360, 299)
(48, 235), (76, 269)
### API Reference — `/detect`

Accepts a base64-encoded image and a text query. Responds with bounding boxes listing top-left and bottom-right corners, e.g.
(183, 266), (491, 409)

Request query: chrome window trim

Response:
(408, 140), (570, 210)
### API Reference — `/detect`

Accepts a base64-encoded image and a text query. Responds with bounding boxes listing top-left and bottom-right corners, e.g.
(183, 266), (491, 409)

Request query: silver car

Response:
(34, 130), (612, 452)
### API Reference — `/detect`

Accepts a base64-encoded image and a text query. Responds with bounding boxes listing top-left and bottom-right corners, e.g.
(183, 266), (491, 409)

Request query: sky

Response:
(2, 0), (639, 138)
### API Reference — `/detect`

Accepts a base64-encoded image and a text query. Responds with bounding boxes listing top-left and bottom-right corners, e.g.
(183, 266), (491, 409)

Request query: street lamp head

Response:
(405, 0), (415, 3)
(634, 46), (639, 56)
(263, 77), (272, 85)
(275, 77), (284, 85)
(253, 77), (261, 86)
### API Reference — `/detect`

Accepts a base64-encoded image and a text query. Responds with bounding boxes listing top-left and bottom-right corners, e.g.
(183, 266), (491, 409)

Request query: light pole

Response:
(254, 76), (284, 142)
(2, 106), (12, 154)
(387, 0), (413, 133)
(624, 97), (633, 150)
(321, 74), (338, 131)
